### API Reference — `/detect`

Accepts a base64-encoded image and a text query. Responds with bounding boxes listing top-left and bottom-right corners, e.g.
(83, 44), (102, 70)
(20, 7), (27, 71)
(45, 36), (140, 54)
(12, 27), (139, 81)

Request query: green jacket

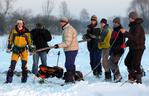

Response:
(98, 25), (112, 49)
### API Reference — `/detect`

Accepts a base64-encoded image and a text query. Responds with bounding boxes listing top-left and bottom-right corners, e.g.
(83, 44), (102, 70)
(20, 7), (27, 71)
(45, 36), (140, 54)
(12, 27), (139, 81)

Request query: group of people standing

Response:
(6, 20), (52, 83)
(83, 15), (123, 82)
(5, 11), (145, 84)
(84, 11), (145, 84)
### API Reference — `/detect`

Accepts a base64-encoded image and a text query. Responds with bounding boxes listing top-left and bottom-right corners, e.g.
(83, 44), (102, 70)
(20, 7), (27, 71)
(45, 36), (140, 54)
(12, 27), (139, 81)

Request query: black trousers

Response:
(125, 49), (144, 74)
(89, 50), (102, 75)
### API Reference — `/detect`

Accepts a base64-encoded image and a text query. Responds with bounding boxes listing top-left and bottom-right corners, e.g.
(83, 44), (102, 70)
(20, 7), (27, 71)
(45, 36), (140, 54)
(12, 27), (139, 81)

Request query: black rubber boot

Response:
(64, 71), (75, 83)
(135, 74), (142, 84)
(21, 70), (28, 83)
(5, 60), (17, 83)
(93, 69), (102, 78)
(128, 70), (136, 81)
(21, 60), (28, 83)
(105, 71), (112, 80)
(128, 73), (134, 81)
(6, 71), (13, 83)
(134, 70), (142, 84)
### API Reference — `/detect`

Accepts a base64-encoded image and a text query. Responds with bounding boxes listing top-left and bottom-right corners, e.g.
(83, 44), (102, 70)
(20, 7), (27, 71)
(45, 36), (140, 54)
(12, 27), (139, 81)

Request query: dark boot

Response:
(21, 60), (28, 83)
(128, 70), (142, 84)
(133, 70), (142, 84)
(105, 71), (112, 80)
(6, 70), (13, 83)
(135, 74), (142, 84)
(21, 70), (28, 83)
(64, 71), (75, 83)
(128, 73), (134, 81)
(75, 71), (84, 81)
(5, 60), (16, 83)
(114, 75), (122, 83)
(93, 70), (102, 78)
(128, 70), (135, 81)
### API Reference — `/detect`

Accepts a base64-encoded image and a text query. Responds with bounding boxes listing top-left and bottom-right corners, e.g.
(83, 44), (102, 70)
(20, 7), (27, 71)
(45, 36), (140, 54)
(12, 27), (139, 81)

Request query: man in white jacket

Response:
(54, 17), (79, 83)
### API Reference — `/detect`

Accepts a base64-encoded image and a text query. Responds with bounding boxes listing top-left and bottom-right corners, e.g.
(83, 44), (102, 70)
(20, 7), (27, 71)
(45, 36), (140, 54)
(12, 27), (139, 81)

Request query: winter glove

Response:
(6, 49), (11, 53)
(54, 44), (59, 49)
(98, 36), (102, 43)
(88, 34), (96, 39)
(6, 44), (12, 53)
(82, 34), (91, 41)
(29, 45), (36, 52)
(82, 34), (87, 40)
(120, 42), (127, 48)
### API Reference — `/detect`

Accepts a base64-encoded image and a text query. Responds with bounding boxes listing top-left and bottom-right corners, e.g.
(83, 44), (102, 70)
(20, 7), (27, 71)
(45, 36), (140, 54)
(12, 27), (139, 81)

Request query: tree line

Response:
(0, 0), (149, 35)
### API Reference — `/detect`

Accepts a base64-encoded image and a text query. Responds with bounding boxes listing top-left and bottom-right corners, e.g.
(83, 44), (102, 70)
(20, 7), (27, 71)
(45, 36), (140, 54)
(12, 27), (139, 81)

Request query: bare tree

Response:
(80, 8), (90, 22)
(59, 1), (71, 19)
(0, 1), (2, 13)
(1, 9), (32, 34)
(42, 0), (55, 17)
(0, 0), (15, 16)
(0, 0), (16, 35)
(129, 0), (149, 18)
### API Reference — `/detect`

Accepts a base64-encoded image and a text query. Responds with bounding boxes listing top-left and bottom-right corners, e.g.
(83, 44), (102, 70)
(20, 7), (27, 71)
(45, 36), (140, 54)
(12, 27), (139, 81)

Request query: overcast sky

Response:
(14, 0), (133, 18)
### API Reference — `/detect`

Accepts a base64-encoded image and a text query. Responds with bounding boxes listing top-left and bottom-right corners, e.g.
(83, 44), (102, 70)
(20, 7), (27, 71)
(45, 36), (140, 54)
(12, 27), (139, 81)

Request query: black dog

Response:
(63, 71), (84, 81)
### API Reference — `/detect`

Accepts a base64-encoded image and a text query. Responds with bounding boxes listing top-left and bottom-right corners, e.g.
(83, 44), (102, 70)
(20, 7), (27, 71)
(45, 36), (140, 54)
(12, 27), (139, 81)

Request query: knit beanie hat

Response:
(113, 17), (120, 24)
(60, 17), (69, 23)
(17, 19), (24, 24)
(129, 11), (138, 19)
(36, 23), (43, 29)
(100, 18), (107, 24)
(91, 15), (97, 21)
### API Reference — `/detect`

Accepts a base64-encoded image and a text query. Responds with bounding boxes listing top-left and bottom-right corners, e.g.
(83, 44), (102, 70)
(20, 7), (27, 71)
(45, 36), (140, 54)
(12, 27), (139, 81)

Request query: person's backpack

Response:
(36, 65), (64, 79)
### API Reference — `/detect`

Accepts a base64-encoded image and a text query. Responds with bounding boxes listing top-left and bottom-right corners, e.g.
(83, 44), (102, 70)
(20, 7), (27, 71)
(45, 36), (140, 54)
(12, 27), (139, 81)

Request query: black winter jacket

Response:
(85, 25), (101, 51)
(110, 25), (125, 55)
(124, 18), (145, 49)
(31, 28), (52, 52)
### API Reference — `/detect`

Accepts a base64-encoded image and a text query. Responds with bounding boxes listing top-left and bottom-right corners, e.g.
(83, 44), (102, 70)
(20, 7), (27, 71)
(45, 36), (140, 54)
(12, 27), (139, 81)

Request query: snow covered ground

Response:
(0, 35), (149, 96)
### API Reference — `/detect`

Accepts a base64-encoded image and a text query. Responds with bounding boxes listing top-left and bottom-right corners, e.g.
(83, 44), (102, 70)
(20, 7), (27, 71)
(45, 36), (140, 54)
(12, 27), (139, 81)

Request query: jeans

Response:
(32, 51), (47, 75)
